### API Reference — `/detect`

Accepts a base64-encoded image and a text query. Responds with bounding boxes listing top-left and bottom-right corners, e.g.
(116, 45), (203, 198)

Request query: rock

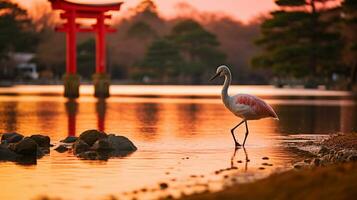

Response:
(13, 137), (38, 156)
(78, 151), (98, 160)
(60, 136), (78, 143)
(294, 164), (302, 169)
(30, 134), (51, 148)
(73, 139), (90, 155)
(92, 139), (112, 151)
(347, 155), (357, 162)
(313, 158), (321, 166)
(79, 130), (107, 146)
(262, 157), (269, 160)
(1, 132), (24, 144)
(159, 182), (169, 190)
(107, 134), (137, 156)
(318, 146), (330, 155)
(54, 145), (69, 153)
(0, 144), (18, 161)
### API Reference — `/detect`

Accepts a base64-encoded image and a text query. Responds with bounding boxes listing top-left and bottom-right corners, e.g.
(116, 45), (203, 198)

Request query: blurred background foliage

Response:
(0, 0), (356, 89)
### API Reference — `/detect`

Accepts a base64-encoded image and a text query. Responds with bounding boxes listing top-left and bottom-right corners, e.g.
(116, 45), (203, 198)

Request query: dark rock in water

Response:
(107, 134), (137, 156)
(40, 148), (49, 155)
(92, 139), (112, 151)
(1, 132), (24, 144)
(73, 139), (90, 155)
(72, 132), (136, 160)
(16, 156), (37, 165)
(0, 144), (18, 161)
(79, 130), (107, 146)
(78, 151), (98, 160)
(262, 157), (269, 160)
(60, 136), (78, 143)
(30, 134), (51, 148)
(54, 145), (69, 153)
(13, 137), (38, 156)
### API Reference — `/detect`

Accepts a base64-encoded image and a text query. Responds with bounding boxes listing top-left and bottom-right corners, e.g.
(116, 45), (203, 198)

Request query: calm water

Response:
(0, 85), (356, 200)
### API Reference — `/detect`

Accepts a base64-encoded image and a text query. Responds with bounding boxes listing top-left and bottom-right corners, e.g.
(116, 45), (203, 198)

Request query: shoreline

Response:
(179, 133), (357, 200)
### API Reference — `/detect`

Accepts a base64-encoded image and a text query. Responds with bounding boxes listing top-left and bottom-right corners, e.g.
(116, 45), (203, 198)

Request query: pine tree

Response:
(252, 0), (341, 85)
(137, 39), (182, 82)
(168, 19), (226, 83)
(0, 0), (37, 59)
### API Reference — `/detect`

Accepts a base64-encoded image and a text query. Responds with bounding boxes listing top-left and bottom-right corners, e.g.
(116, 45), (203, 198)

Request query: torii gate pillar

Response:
(49, 0), (122, 98)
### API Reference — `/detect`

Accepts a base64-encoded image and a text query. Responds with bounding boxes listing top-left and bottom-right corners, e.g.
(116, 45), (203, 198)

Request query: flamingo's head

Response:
(210, 65), (230, 81)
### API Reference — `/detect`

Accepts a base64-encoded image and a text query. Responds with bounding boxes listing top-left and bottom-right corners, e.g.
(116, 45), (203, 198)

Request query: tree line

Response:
(0, 0), (356, 89)
(253, 0), (357, 89)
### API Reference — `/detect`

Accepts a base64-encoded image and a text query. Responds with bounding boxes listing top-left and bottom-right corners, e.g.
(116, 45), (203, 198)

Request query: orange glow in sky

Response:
(14, 0), (277, 23)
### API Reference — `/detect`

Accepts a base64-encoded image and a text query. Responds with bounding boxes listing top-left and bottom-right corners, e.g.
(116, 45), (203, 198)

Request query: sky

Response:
(14, 0), (277, 23)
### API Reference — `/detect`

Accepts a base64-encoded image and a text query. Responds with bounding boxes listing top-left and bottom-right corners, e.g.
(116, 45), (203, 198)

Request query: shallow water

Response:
(0, 85), (356, 200)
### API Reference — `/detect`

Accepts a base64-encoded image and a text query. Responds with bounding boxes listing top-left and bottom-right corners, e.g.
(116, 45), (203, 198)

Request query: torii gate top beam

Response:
(49, 0), (123, 13)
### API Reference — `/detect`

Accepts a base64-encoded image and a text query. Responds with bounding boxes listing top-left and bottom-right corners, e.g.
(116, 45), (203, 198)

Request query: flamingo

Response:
(210, 65), (279, 148)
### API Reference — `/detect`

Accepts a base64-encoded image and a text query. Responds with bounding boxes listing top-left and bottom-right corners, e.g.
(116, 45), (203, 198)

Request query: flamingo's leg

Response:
(231, 120), (245, 147)
(242, 120), (249, 146)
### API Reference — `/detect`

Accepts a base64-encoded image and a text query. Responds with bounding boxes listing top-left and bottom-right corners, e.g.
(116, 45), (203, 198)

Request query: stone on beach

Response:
(1, 132), (24, 144)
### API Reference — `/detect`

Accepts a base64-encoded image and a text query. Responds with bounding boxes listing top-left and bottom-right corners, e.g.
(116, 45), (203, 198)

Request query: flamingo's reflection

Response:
(231, 147), (249, 171)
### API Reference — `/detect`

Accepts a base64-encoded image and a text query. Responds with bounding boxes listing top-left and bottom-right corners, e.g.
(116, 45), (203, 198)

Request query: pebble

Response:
(54, 145), (69, 153)
(159, 182), (169, 190)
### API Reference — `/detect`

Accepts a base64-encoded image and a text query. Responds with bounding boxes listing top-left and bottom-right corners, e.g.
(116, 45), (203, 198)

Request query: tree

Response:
(168, 19), (226, 83)
(77, 38), (95, 79)
(252, 0), (342, 83)
(127, 21), (158, 39)
(0, 0), (37, 59)
(341, 0), (357, 88)
(137, 39), (182, 82)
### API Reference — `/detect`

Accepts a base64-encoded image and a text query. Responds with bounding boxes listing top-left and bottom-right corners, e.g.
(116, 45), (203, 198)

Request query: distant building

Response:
(12, 53), (39, 80)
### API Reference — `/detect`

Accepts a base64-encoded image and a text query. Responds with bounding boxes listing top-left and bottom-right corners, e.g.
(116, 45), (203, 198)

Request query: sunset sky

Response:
(14, 0), (277, 23)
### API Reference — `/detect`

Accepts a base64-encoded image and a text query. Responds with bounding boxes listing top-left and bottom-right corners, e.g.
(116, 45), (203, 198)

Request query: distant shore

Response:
(0, 85), (353, 100)
(179, 133), (357, 200)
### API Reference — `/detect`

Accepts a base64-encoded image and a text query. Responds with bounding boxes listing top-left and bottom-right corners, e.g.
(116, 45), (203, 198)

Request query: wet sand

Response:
(180, 133), (357, 200)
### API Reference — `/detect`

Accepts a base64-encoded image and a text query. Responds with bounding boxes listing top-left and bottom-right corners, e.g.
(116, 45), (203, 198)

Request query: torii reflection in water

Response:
(231, 147), (249, 172)
(65, 99), (107, 136)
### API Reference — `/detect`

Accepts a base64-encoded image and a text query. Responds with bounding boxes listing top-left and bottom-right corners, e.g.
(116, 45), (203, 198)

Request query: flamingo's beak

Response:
(209, 73), (220, 81)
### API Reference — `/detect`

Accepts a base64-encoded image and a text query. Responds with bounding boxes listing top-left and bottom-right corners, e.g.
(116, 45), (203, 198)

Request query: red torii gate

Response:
(49, 0), (123, 98)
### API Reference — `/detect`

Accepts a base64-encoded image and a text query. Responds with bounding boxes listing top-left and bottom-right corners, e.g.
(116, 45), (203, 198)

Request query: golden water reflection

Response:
(0, 95), (356, 200)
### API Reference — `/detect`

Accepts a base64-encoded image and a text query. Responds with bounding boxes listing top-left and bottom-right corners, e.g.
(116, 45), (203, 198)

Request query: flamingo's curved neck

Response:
(222, 70), (231, 105)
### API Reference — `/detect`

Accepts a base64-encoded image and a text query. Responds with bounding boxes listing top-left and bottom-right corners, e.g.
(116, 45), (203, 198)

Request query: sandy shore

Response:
(179, 133), (357, 200)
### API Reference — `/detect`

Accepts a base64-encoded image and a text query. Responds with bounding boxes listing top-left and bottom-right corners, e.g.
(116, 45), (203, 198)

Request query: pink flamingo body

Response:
(230, 94), (278, 120)
(210, 65), (278, 147)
